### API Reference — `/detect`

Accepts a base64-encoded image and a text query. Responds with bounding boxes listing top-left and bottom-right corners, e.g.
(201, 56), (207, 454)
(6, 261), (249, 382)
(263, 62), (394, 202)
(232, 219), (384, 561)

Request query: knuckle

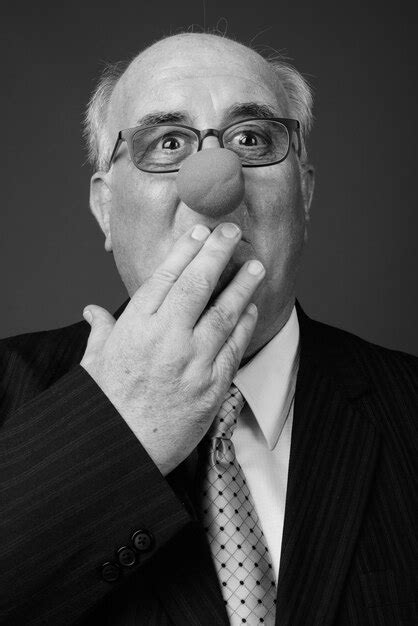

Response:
(151, 267), (178, 285)
(182, 367), (210, 398)
(180, 271), (212, 295)
(207, 302), (236, 331)
(215, 342), (240, 381)
(238, 311), (256, 333)
(233, 275), (255, 296)
(225, 334), (241, 362)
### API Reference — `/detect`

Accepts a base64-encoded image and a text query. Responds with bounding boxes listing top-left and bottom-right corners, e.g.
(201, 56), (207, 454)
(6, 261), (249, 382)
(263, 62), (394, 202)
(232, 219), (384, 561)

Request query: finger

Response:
(131, 223), (211, 315)
(213, 302), (258, 379)
(82, 305), (115, 356)
(158, 222), (243, 328)
(195, 259), (265, 359)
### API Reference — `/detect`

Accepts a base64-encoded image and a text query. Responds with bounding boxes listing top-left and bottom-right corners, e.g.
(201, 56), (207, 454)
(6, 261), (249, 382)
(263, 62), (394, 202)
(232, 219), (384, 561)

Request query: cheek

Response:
(112, 171), (178, 225)
(245, 165), (306, 254)
(109, 171), (179, 290)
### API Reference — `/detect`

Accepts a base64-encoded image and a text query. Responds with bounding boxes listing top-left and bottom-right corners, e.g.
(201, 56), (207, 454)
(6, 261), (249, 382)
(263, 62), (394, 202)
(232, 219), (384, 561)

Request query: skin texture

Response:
(90, 34), (315, 363)
(82, 33), (315, 474)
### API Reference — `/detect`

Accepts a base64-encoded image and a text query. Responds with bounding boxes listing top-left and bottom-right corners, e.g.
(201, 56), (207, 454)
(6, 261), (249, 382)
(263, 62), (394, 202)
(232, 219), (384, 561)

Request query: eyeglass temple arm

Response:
(108, 133), (124, 170)
(294, 125), (302, 159)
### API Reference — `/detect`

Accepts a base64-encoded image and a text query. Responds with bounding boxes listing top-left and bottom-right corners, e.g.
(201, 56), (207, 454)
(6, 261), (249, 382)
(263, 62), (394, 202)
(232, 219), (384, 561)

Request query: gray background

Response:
(1, 1), (417, 354)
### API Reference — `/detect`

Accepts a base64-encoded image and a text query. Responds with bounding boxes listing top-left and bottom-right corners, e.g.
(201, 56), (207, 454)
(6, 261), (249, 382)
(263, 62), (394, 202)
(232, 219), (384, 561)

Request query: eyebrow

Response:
(224, 102), (280, 121)
(135, 111), (189, 128)
(133, 102), (281, 130)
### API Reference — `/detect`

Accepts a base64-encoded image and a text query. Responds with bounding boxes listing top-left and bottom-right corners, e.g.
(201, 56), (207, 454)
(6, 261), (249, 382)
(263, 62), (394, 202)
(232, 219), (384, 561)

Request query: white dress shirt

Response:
(232, 306), (300, 581)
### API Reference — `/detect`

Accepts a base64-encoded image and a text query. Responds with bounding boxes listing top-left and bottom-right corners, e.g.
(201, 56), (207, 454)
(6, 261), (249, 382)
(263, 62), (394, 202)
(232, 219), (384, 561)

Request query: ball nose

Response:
(176, 148), (245, 217)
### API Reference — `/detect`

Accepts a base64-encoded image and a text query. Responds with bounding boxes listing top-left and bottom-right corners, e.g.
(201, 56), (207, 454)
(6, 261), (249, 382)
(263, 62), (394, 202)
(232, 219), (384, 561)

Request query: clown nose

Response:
(176, 149), (245, 217)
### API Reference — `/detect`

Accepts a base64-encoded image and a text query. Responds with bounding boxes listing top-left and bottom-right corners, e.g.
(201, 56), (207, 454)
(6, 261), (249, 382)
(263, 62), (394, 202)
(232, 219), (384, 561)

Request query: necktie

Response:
(199, 384), (277, 625)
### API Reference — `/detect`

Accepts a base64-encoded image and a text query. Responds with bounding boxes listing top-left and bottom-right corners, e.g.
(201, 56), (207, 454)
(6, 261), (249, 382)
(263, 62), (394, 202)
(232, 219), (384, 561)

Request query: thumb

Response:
(83, 305), (115, 355)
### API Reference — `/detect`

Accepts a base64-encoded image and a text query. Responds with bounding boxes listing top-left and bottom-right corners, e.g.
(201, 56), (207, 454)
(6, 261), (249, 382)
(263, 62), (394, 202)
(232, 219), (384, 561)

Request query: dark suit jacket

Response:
(0, 303), (417, 625)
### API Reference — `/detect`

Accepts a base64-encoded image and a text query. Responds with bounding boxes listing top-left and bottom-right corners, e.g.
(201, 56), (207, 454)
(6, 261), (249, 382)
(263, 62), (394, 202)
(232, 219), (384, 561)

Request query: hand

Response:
(80, 222), (266, 475)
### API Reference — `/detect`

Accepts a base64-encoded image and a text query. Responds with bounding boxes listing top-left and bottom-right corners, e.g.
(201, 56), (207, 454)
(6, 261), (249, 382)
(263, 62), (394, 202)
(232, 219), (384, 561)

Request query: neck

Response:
(240, 297), (295, 367)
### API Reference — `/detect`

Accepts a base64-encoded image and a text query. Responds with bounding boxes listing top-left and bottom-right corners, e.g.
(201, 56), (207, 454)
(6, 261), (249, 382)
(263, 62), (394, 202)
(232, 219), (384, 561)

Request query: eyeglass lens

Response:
(131, 120), (290, 171)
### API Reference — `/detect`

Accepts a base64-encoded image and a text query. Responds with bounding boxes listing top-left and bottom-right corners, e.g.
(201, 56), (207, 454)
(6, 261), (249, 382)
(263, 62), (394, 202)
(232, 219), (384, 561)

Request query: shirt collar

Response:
(232, 306), (300, 450)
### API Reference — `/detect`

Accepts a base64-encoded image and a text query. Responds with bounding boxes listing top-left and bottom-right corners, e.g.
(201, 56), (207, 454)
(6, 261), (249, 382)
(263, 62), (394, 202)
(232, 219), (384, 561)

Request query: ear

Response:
(89, 172), (113, 252)
(300, 162), (315, 242)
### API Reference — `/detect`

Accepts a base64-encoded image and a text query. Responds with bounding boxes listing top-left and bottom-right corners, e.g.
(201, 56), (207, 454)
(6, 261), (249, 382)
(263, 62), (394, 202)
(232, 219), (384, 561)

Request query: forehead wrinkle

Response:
(109, 36), (290, 135)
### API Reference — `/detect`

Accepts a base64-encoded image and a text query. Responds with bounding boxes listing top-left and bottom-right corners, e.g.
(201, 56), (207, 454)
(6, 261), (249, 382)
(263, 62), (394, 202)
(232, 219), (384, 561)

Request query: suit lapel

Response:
(275, 306), (380, 624)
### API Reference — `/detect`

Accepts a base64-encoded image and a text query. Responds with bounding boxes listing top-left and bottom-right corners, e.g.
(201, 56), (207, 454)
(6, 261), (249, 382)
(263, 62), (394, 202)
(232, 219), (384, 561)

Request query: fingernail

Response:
(221, 223), (241, 238)
(247, 303), (258, 316)
(191, 224), (211, 241)
(83, 309), (92, 323)
(247, 260), (265, 275)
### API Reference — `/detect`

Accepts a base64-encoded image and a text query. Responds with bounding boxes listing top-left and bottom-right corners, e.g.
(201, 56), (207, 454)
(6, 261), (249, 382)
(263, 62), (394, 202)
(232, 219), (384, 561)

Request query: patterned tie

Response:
(199, 384), (277, 625)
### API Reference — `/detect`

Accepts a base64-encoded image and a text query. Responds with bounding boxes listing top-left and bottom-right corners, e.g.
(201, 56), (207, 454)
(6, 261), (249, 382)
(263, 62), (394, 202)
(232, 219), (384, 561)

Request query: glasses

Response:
(108, 118), (301, 173)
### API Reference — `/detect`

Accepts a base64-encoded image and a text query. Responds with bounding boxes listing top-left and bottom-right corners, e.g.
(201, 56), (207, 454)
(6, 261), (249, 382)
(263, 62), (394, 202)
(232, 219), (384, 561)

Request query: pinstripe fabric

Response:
(0, 302), (417, 625)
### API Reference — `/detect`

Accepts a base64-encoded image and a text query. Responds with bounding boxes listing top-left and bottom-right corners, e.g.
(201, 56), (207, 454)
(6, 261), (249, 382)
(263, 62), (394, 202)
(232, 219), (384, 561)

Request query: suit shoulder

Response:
(307, 315), (418, 375)
(0, 321), (90, 413)
(305, 315), (418, 449)
(305, 316), (418, 439)
(0, 320), (89, 363)
(308, 318), (418, 360)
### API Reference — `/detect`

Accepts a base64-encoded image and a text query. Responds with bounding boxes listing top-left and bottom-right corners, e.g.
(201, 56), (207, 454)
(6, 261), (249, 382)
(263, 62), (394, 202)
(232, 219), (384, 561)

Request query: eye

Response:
(228, 127), (270, 150)
(161, 135), (183, 150)
(236, 131), (262, 147)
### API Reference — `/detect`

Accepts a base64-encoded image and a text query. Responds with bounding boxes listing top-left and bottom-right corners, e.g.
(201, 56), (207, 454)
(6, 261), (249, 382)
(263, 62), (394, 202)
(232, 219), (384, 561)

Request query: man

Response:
(0, 31), (416, 626)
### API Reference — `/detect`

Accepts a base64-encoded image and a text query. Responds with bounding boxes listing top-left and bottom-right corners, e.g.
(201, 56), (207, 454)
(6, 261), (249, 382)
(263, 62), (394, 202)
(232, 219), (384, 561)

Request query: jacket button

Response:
(132, 529), (154, 552)
(117, 546), (136, 567)
(101, 561), (120, 582)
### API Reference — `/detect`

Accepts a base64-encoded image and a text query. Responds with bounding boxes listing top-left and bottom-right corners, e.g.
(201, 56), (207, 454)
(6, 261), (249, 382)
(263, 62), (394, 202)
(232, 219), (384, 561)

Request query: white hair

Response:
(83, 33), (314, 172)
(83, 58), (132, 172)
(266, 56), (313, 162)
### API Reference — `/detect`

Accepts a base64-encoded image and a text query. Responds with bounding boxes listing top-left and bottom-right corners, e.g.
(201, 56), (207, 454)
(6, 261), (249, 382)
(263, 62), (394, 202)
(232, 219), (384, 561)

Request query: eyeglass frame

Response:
(108, 117), (302, 173)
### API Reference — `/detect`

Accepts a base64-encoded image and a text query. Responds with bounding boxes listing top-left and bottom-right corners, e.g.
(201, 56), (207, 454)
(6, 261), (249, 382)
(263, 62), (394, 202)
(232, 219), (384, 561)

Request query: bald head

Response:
(133, 32), (268, 67)
(84, 32), (313, 171)
(121, 33), (284, 93)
